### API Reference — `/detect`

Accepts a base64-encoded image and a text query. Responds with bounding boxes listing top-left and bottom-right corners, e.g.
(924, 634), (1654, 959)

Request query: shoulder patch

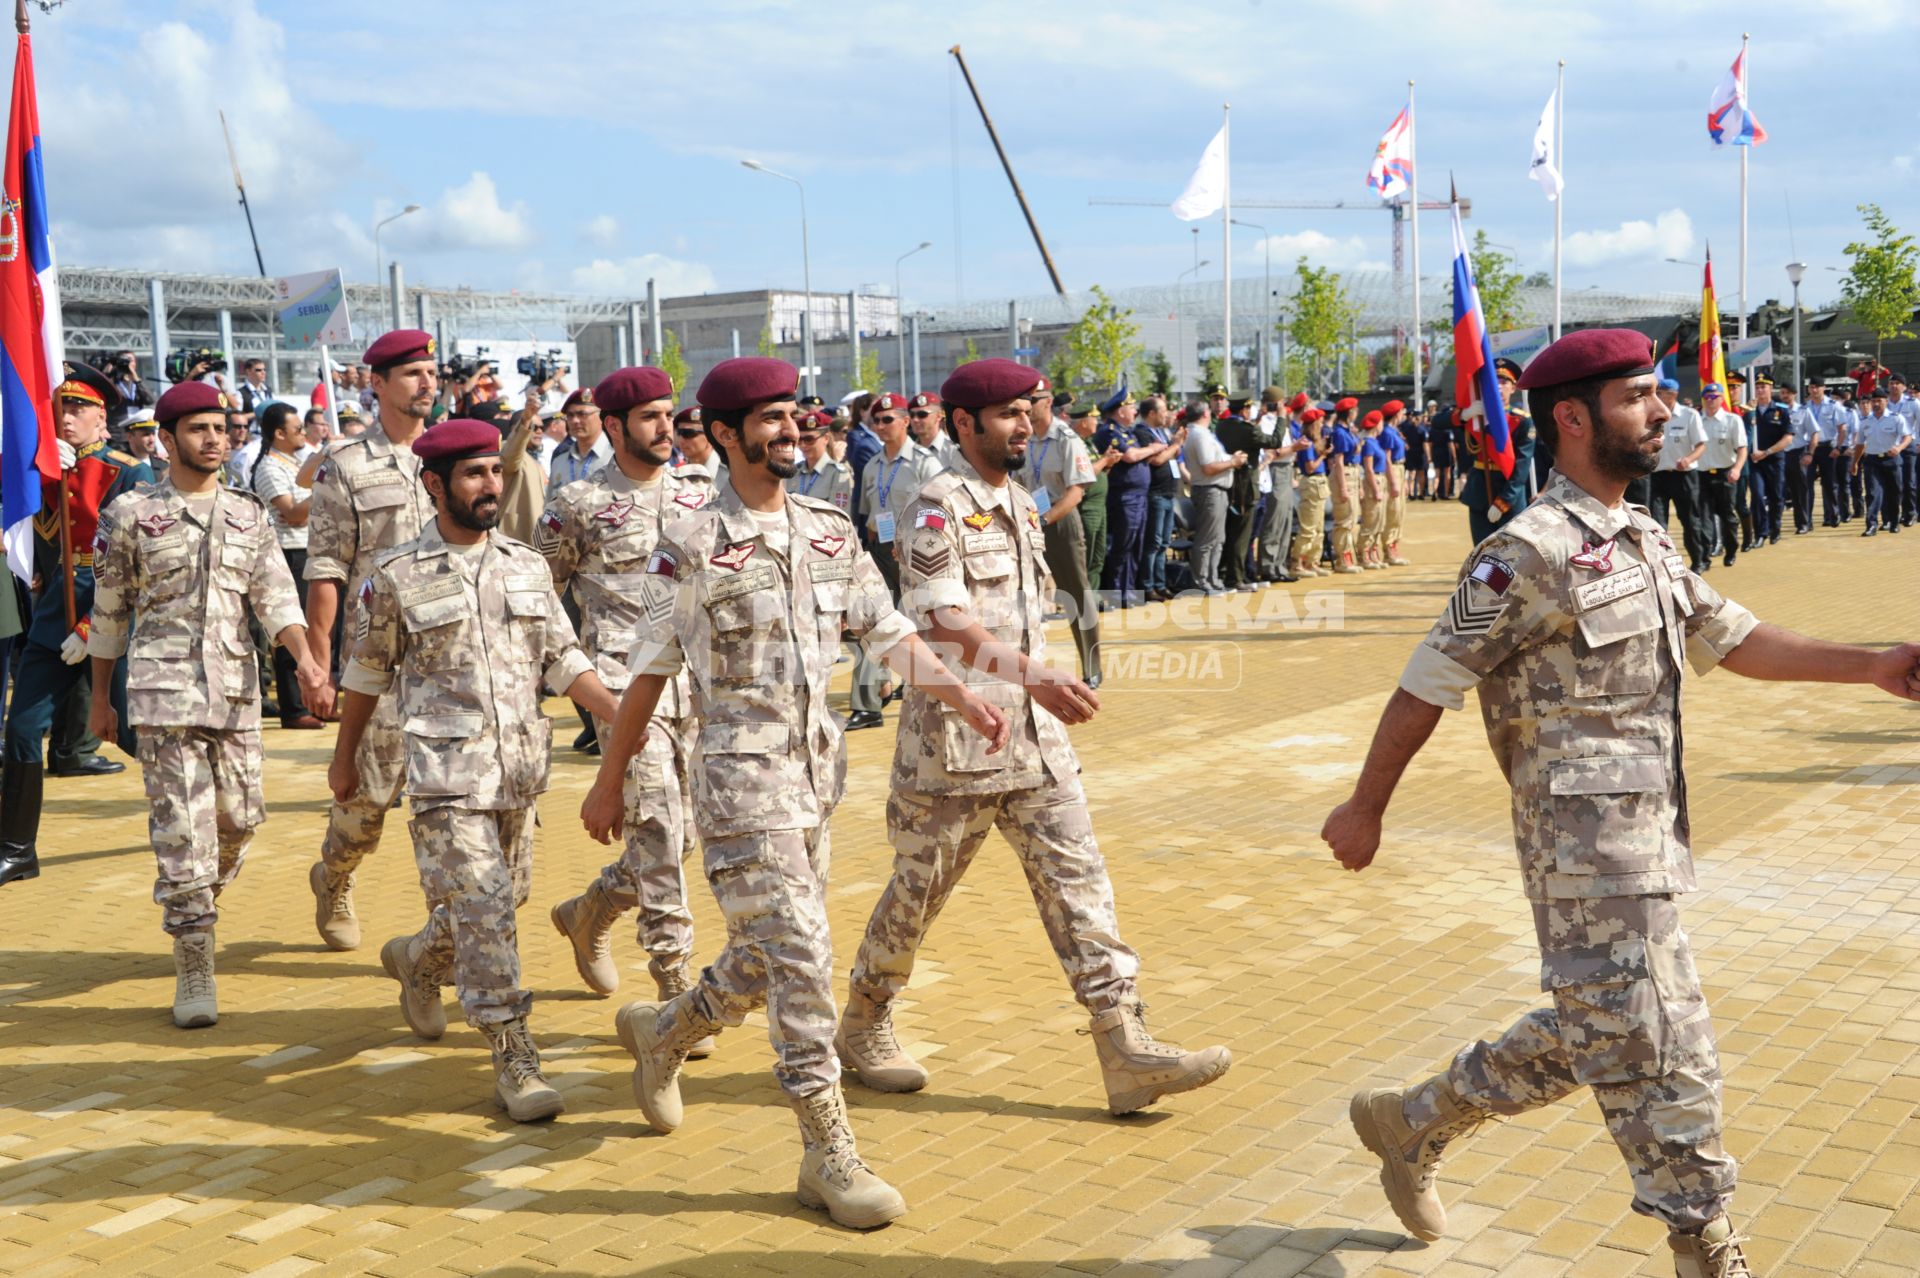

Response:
(1468, 554), (1514, 596)
(914, 508), (947, 531)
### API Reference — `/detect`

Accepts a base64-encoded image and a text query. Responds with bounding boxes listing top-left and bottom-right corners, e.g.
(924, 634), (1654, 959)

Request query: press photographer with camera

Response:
(106, 351), (153, 428)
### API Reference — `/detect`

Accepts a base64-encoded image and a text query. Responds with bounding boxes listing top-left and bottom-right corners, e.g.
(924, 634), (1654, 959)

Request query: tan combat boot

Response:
(550, 881), (624, 996)
(310, 861), (359, 951)
(1086, 1002), (1231, 1116)
(834, 989), (928, 1092)
(482, 1017), (565, 1123)
(172, 930), (218, 1028)
(1386, 542), (1411, 566)
(614, 995), (717, 1133)
(379, 933), (447, 1040)
(1670, 1216), (1754, 1278)
(791, 1082), (907, 1229)
(1349, 1078), (1488, 1241)
(649, 956), (716, 1060)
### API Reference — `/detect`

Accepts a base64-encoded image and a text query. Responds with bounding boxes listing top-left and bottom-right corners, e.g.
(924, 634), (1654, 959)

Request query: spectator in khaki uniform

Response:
(87, 382), (327, 1028)
(1020, 395), (1102, 682)
(581, 356), (1007, 1230)
(839, 357), (1232, 1121)
(332, 418), (619, 1123)
(1323, 329), (1920, 1278)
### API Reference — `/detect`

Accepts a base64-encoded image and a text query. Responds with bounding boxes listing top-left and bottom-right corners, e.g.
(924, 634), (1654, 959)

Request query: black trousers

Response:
(1864, 454), (1902, 530)
(1752, 453), (1787, 540)
(1700, 470), (1740, 558)
(1785, 450), (1813, 532)
(1814, 443), (1843, 523)
(1650, 470), (1707, 566)
(272, 546), (311, 723)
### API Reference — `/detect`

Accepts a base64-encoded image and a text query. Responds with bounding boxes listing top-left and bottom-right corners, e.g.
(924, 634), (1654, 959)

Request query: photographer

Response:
(106, 351), (154, 429)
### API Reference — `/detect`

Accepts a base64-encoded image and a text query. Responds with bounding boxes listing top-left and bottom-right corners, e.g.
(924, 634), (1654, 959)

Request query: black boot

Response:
(0, 761), (43, 887)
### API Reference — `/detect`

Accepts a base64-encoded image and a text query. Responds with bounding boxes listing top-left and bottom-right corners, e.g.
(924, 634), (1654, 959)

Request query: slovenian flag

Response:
(1707, 46), (1767, 147)
(0, 27), (61, 581)
(1449, 195), (1512, 480)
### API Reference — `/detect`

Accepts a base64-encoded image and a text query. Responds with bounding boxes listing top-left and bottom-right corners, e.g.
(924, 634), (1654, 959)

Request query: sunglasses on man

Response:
(675, 428), (704, 440)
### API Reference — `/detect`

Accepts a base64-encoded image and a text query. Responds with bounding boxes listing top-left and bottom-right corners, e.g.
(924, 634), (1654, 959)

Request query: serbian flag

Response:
(1449, 195), (1512, 479)
(0, 28), (61, 581)
(1707, 45), (1767, 147)
(1698, 249), (1728, 391)
(1366, 105), (1413, 202)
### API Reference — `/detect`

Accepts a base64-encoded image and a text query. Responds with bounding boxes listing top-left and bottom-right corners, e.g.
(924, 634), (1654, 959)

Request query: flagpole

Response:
(1408, 81), (1421, 411)
(1737, 32), (1751, 400)
(1553, 60), (1564, 342)
(1222, 102), (1232, 395)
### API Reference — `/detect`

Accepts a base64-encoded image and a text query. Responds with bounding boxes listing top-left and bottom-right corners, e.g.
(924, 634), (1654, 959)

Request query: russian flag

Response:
(0, 28), (61, 582)
(1706, 47), (1767, 148)
(1449, 196), (1512, 480)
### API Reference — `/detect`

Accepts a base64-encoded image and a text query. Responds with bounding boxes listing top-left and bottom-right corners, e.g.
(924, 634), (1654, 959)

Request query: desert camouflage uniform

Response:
(88, 480), (304, 935)
(634, 481), (915, 1098)
(1396, 470), (1760, 1231)
(304, 429), (435, 874)
(343, 525), (590, 1025)
(537, 464), (713, 960)
(848, 458), (1142, 1013)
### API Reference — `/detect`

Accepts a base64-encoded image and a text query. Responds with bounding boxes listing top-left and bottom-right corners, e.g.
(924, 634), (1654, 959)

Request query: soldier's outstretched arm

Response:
(1719, 627), (1920, 700)
(581, 673), (664, 844)
(874, 630), (1010, 753)
(923, 605), (1099, 726)
(1321, 688), (1445, 872)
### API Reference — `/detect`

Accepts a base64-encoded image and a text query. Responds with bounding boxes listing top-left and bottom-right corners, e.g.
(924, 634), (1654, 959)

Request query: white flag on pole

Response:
(1171, 125), (1227, 221)
(1528, 88), (1563, 201)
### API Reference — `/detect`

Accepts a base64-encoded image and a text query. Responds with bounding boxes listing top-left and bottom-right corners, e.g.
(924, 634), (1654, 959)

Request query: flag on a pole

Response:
(1699, 249), (1728, 389)
(1706, 46), (1767, 147)
(1366, 105), (1414, 201)
(0, 26), (62, 581)
(1171, 124), (1227, 222)
(1528, 88), (1563, 200)
(1449, 196), (1512, 479)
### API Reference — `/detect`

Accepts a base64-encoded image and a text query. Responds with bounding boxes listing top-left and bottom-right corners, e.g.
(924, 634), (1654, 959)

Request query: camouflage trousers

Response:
(850, 775), (1141, 1014)
(404, 804), (534, 1027)
(586, 712), (695, 960)
(137, 726), (265, 936)
(688, 820), (839, 1101)
(320, 692), (405, 875)
(1405, 894), (1734, 1231)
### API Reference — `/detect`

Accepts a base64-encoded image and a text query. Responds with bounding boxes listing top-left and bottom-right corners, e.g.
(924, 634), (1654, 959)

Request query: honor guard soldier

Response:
(1460, 358), (1535, 544)
(541, 367), (715, 1032)
(840, 358), (1232, 1116)
(582, 356), (1008, 1229)
(86, 382), (327, 1025)
(301, 329), (440, 947)
(0, 362), (152, 888)
(1325, 328), (1920, 1278)
(786, 410), (855, 511)
(332, 418), (619, 1121)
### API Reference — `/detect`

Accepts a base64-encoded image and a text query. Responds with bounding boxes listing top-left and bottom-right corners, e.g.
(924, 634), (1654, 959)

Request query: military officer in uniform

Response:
(787, 411), (854, 511)
(301, 329), (440, 948)
(1325, 328), (1920, 1278)
(334, 418), (620, 1122)
(86, 382), (327, 1026)
(1650, 379), (1710, 573)
(0, 362), (152, 888)
(1852, 388), (1911, 535)
(1460, 358), (1535, 545)
(837, 356), (1231, 1121)
(1068, 401), (1115, 595)
(847, 391), (945, 730)
(581, 356), (1007, 1229)
(907, 391), (960, 468)
(1746, 378), (1794, 546)
(1695, 385), (1747, 565)
(1803, 382), (1848, 526)
(541, 367), (715, 1022)
(1022, 389), (1102, 686)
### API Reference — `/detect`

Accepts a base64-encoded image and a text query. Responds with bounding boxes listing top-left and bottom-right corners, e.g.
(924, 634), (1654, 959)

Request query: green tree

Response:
(659, 327), (690, 398)
(1841, 202), (1920, 364)
(1200, 354), (1224, 389)
(756, 324), (777, 358)
(1452, 229), (1525, 334)
(1289, 257), (1362, 393)
(1055, 285), (1143, 394)
(1135, 349), (1174, 398)
(963, 336), (981, 364)
(854, 347), (886, 393)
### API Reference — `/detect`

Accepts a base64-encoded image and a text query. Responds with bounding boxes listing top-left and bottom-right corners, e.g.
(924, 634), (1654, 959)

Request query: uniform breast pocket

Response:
(140, 548), (197, 603)
(402, 594), (472, 672)
(1572, 590), (1663, 698)
(705, 594), (769, 684)
(1547, 751), (1668, 880)
(811, 580), (849, 639)
(354, 482), (410, 539)
(503, 590), (548, 655)
(213, 539), (258, 593)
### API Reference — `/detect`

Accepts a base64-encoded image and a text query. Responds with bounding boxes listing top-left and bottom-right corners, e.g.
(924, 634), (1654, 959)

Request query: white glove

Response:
(59, 629), (86, 665)
(56, 439), (76, 470)
(1486, 506), (1502, 522)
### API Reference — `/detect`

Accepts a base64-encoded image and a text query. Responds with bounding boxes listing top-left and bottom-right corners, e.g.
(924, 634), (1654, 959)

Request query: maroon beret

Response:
(593, 367), (674, 416)
(798, 410), (833, 431)
(909, 391), (941, 409)
(154, 381), (230, 425)
(411, 418), (502, 462)
(695, 357), (798, 411)
(1517, 328), (1656, 392)
(1334, 396), (1358, 412)
(870, 392), (907, 413)
(673, 405), (702, 426)
(562, 386), (596, 411)
(941, 358), (1045, 409)
(363, 328), (436, 373)
(1380, 399), (1405, 417)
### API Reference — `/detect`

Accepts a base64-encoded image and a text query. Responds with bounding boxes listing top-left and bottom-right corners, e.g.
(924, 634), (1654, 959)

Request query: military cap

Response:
(1261, 385), (1285, 404)
(1890, 371), (1909, 383)
(1493, 356), (1524, 380)
(909, 391), (942, 409)
(673, 405), (703, 426)
(123, 409), (157, 432)
(57, 361), (123, 414)
(696, 357), (798, 411)
(1066, 400), (1099, 419)
(363, 328), (436, 373)
(153, 380), (227, 425)
(465, 399), (509, 426)
(1869, 386), (1890, 399)
(870, 392), (907, 413)
(1754, 373), (1774, 387)
(801, 409), (834, 430)
(1204, 383), (1228, 398)
(1228, 392), (1254, 409)
(797, 394), (826, 411)
(1700, 382), (1726, 398)
(411, 418), (502, 462)
(593, 367), (674, 416)
(1097, 381), (1134, 413)
(1052, 390), (1075, 408)
(562, 385), (597, 410)
(1657, 376), (1681, 391)
(1288, 391), (1311, 411)
(1362, 410), (1384, 429)
(336, 400), (363, 421)
(1333, 396), (1358, 413)
(1379, 399), (1404, 418)
(1516, 328), (1656, 392)
(941, 358), (1045, 409)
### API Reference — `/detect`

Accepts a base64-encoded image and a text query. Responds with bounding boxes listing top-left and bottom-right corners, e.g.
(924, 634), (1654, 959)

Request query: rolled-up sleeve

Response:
(341, 570), (401, 695)
(1682, 573), (1760, 674)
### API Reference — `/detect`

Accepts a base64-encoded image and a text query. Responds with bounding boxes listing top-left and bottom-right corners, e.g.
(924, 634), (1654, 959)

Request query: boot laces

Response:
(857, 1005), (903, 1060)
(1696, 1229), (1753, 1278)
(1413, 1110), (1487, 1191)
(655, 961), (691, 998)
(320, 871), (355, 919)
(180, 938), (215, 1001)
(496, 1022), (545, 1088)
(1110, 1002), (1185, 1061)
(801, 1095), (869, 1185)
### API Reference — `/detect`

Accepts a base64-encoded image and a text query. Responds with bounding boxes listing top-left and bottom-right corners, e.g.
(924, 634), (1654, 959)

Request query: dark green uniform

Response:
(1078, 433), (1110, 589)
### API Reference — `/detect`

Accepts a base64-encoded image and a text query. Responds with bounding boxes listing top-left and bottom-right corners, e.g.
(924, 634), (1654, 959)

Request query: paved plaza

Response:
(2, 503), (1916, 1278)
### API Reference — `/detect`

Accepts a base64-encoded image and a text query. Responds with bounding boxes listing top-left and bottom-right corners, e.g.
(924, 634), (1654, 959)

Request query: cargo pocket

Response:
(1547, 752), (1667, 880)
(403, 711), (486, 796)
(939, 679), (1025, 773)
(1549, 969), (1673, 1086)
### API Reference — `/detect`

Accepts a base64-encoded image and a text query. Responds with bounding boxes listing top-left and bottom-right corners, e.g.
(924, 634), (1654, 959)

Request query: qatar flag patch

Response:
(914, 509), (946, 531)
(646, 548), (679, 578)
(1468, 554), (1514, 596)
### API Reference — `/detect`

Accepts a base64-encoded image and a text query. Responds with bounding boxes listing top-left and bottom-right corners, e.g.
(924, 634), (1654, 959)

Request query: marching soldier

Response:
(839, 358), (1232, 1118)
(1460, 358), (1535, 545)
(332, 418), (620, 1121)
(787, 411), (855, 510)
(1696, 385), (1747, 565)
(301, 329), (439, 948)
(85, 382), (328, 1026)
(1325, 329), (1920, 1278)
(541, 367), (715, 1032)
(0, 362), (151, 888)
(581, 356), (1007, 1229)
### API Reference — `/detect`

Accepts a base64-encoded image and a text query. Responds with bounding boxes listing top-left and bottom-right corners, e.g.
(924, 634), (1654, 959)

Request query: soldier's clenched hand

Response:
(1870, 642), (1920, 702)
(1322, 799), (1383, 872)
(1028, 664), (1100, 725)
(86, 699), (117, 747)
(328, 753), (360, 804)
(959, 693), (1011, 755)
(581, 776), (624, 845)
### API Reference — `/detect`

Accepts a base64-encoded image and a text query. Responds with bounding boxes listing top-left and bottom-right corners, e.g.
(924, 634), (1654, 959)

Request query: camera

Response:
(164, 346), (226, 383)
(441, 346), (492, 384)
(517, 348), (565, 386)
(107, 353), (136, 378)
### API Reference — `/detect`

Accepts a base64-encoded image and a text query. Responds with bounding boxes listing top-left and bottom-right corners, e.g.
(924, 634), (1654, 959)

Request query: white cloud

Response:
(407, 172), (536, 253)
(1561, 210), (1694, 269)
(1252, 231), (1385, 273)
(570, 254), (717, 297)
(582, 214), (621, 249)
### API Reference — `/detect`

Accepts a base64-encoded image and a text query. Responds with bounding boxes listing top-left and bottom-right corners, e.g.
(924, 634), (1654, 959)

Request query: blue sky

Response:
(32, 0), (1916, 314)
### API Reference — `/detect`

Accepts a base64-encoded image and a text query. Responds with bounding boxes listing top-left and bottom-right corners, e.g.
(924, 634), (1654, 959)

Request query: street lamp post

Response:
(374, 204), (421, 332)
(743, 160), (816, 396)
(895, 240), (931, 392)
(1785, 261), (1807, 391)
(1177, 259), (1210, 395)
(1232, 218), (1269, 389)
